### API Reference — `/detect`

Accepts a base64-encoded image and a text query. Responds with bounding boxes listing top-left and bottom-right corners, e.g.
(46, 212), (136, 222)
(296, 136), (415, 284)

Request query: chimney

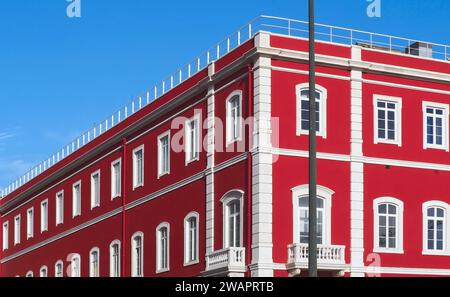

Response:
(406, 42), (433, 58)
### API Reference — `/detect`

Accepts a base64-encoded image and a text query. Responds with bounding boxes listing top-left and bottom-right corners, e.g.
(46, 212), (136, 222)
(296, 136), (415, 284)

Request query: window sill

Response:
(297, 130), (327, 139)
(91, 205), (100, 210)
(185, 156), (200, 166)
(133, 184), (144, 191)
(157, 171), (170, 179)
(374, 140), (402, 147)
(422, 250), (450, 256)
(183, 259), (199, 267)
(424, 145), (449, 152)
(155, 268), (170, 274)
(111, 195), (121, 200)
(373, 248), (404, 254)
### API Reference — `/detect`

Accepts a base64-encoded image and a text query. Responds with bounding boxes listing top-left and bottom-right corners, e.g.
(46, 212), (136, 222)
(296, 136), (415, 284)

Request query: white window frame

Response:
(14, 214), (20, 245)
(70, 254), (81, 277)
(184, 212), (199, 266)
(296, 83), (328, 138)
(131, 231), (144, 277)
(226, 90), (243, 145)
(111, 158), (122, 199)
(221, 190), (244, 248)
(40, 199), (48, 233)
(157, 131), (171, 178)
(26, 271), (33, 277)
(72, 181), (82, 218)
(373, 95), (402, 146)
(185, 114), (201, 165)
(422, 201), (450, 255)
(56, 191), (64, 226)
(132, 145), (144, 190)
(39, 266), (48, 277)
(291, 185), (333, 245)
(89, 247), (100, 277)
(109, 240), (121, 277)
(422, 101), (449, 152)
(27, 207), (34, 240)
(156, 222), (170, 273)
(2, 221), (8, 251)
(90, 170), (101, 209)
(373, 197), (404, 254)
(55, 260), (64, 277)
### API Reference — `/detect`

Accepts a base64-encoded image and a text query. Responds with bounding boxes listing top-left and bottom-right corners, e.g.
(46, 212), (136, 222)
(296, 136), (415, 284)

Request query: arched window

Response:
(296, 83), (328, 138)
(292, 185), (333, 245)
(184, 212), (199, 265)
(39, 266), (48, 277)
(90, 247), (100, 277)
(26, 271), (33, 277)
(70, 254), (81, 277)
(226, 91), (243, 144)
(222, 190), (244, 248)
(373, 197), (404, 253)
(423, 201), (450, 254)
(110, 240), (121, 277)
(156, 223), (170, 273)
(131, 232), (144, 277)
(55, 260), (64, 277)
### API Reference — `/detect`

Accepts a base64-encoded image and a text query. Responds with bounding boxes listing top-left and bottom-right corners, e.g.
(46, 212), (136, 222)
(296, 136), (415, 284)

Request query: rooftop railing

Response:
(1, 15), (449, 198)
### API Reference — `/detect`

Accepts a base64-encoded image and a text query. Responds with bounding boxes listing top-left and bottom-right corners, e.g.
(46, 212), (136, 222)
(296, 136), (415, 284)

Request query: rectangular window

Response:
(133, 147), (144, 189)
(296, 86), (327, 138)
(111, 159), (122, 199)
(185, 216), (198, 264)
(158, 132), (170, 177)
(91, 171), (100, 209)
(56, 191), (64, 225)
(41, 200), (48, 233)
(2, 222), (9, 251)
(423, 102), (449, 151)
(157, 225), (169, 272)
(226, 93), (242, 144)
(72, 182), (81, 218)
(14, 215), (20, 245)
(185, 115), (200, 164)
(110, 243), (120, 277)
(27, 208), (34, 239)
(374, 96), (402, 146)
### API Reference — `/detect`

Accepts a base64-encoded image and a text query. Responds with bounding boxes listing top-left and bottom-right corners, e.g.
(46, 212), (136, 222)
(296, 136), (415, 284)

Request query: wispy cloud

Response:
(0, 131), (15, 141)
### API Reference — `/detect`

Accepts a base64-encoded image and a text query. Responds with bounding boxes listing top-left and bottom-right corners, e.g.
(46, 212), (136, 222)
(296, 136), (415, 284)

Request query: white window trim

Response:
(2, 221), (9, 251)
(156, 222), (170, 274)
(89, 247), (100, 277)
(422, 200), (450, 256)
(422, 101), (450, 152)
(55, 260), (64, 277)
(184, 212), (200, 266)
(291, 185), (333, 245)
(185, 114), (201, 165)
(14, 214), (21, 245)
(157, 131), (171, 178)
(111, 158), (122, 200)
(90, 170), (101, 209)
(373, 197), (404, 254)
(40, 199), (48, 233)
(26, 271), (33, 277)
(39, 265), (48, 277)
(70, 254), (81, 277)
(132, 145), (145, 190)
(26, 207), (34, 240)
(109, 239), (121, 277)
(373, 95), (403, 146)
(56, 190), (64, 226)
(226, 90), (243, 146)
(131, 231), (144, 277)
(72, 181), (82, 218)
(296, 83), (328, 139)
(221, 190), (244, 248)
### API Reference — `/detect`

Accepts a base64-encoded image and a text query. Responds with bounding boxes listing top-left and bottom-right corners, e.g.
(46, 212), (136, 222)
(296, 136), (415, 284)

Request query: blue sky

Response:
(0, 0), (449, 188)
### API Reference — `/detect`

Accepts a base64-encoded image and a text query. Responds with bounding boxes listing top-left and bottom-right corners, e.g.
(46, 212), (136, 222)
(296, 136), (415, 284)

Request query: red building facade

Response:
(1, 16), (450, 277)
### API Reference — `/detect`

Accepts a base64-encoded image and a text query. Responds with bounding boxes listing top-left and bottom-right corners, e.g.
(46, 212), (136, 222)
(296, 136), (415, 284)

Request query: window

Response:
(158, 132), (171, 177)
(72, 181), (81, 218)
(90, 247), (100, 277)
(56, 191), (64, 225)
(55, 260), (64, 277)
(131, 232), (144, 277)
(156, 223), (169, 273)
(133, 146), (144, 189)
(185, 115), (200, 164)
(373, 197), (404, 253)
(26, 271), (33, 277)
(71, 254), (81, 277)
(292, 185), (333, 245)
(14, 215), (20, 245)
(226, 91), (242, 144)
(91, 171), (101, 209)
(423, 102), (449, 151)
(111, 159), (122, 199)
(296, 84), (327, 138)
(27, 208), (34, 239)
(110, 240), (121, 277)
(184, 212), (199, 265)
(222, 190), (244, 248)
(41, 200), (48, 232)
(373, 95), (402, 146)
(40, 266), (48, 277)
(2, 222), (8, 251)
(422, 201), (450, 255)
